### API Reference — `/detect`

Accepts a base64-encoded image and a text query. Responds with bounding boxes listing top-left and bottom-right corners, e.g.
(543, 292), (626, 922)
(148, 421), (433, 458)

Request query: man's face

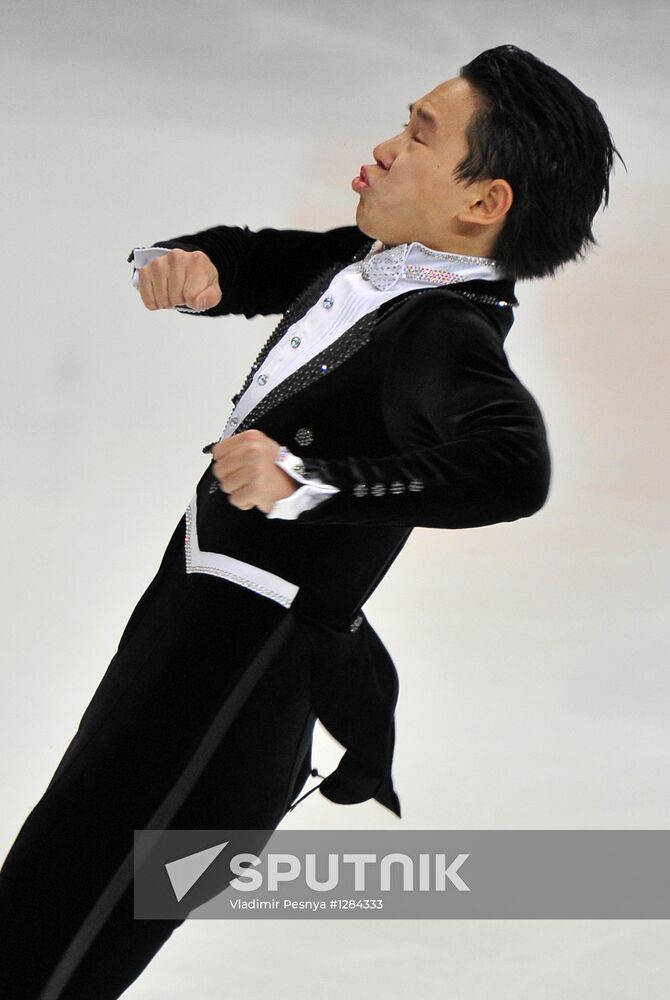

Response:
(353, 76), (488, 252)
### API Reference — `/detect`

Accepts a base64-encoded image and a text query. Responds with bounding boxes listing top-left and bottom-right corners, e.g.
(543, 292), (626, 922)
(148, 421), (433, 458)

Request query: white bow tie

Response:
(358, 243), (412, 291)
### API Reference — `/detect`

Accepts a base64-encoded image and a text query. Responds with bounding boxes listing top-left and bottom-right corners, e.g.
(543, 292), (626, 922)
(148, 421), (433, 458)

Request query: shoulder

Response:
(375, 287), (512, 377)
(374, 286), (547, 430)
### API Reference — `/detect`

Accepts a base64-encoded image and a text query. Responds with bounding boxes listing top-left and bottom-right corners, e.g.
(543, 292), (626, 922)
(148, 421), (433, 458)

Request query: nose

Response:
(372, 133), (399, 171)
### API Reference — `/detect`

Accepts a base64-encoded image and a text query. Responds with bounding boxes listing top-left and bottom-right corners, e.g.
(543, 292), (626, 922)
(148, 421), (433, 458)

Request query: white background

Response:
(1, 1), (668, 996)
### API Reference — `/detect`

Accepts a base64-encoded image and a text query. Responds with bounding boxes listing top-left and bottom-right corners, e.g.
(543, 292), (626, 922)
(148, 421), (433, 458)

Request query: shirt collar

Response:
(356, 238), (504, 291)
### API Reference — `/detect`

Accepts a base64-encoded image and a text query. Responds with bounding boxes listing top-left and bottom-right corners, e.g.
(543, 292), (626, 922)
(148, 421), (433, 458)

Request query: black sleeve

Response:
(127, 224), (371, 318)
(294, 298), (552, 529)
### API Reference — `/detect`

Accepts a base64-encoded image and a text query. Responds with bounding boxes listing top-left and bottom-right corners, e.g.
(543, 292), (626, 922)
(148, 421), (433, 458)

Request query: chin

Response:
(356, 208), (404, 245)
(355, 205), (373, 236)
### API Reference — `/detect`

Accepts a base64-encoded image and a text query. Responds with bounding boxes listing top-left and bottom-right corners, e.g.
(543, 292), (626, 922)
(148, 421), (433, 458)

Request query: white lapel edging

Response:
(184, 493), (299, 608)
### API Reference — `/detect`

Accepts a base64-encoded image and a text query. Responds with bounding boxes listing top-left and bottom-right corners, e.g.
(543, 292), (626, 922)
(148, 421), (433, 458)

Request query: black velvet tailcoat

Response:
(129, 224), (552, 818)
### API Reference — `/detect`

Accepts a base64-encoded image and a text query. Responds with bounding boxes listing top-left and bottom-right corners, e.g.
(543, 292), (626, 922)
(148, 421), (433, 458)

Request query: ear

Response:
(458, 178), (514, 228)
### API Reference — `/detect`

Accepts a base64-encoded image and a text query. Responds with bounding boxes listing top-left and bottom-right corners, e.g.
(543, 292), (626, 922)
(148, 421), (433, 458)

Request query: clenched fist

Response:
(210, 429), (298, 513)
(137, 248), (222, 311)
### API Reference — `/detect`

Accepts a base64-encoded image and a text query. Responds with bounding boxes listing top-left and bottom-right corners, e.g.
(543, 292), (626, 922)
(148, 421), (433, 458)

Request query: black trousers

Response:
(0, 515), (318, 999)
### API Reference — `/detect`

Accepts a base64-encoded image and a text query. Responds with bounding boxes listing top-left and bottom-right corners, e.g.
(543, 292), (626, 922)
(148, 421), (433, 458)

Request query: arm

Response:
(127, 224), (371, 319)
(293, 299), (552, 529)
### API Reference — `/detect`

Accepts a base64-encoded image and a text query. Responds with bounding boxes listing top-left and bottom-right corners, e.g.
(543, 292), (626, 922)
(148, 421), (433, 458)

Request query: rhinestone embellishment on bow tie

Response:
(356, 241), (502, 292)
(359, 243), (410, 291)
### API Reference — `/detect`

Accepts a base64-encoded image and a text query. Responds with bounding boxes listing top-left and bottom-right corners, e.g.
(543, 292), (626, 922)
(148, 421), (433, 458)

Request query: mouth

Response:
(351, 164), (372, 193)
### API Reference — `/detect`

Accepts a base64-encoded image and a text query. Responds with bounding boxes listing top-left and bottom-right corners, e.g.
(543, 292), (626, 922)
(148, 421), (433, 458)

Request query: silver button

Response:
(290, 336), (301, 348)
(353, 484), (368, 497)
(230, 416), (239, 425)
(371, 483), (386, 497)
(389, 480), (405, 494)
(323, 296), (334, 309)
(257, 373), (269, 385)
(294, 427), (314, 446)
(350, 614), (364, 633)
(408, 478), (424, 492)
(293, 461), (305, 474)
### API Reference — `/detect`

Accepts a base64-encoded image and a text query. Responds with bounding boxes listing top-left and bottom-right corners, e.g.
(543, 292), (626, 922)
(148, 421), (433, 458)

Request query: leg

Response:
(62, 631), (317, 1000)
(0, 518), (317, 999)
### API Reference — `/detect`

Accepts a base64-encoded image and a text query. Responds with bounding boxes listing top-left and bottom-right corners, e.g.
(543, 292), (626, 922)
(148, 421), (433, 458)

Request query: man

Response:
(0, 44), (621, 1000)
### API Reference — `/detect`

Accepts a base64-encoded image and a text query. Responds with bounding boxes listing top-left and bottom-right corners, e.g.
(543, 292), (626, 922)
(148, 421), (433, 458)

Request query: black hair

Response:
(457, 44), (626, 280)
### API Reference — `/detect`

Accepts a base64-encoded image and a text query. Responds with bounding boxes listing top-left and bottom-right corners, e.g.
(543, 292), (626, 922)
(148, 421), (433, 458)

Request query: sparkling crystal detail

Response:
(410, 243), (498, 266)
(230, 258), (347, 421)
(359, 243), (410, 291)
(257, 373), (269, 385)
(290, 336), (301, 348)
(183, 502), (293, 608)
(361, 239), (499, 269)
(323, 296), (334, 309)
(353, 240), (517, 303)
(403, 264), (465, 285)
(294, 427), (314, 446)
(349, 614), (364, 633)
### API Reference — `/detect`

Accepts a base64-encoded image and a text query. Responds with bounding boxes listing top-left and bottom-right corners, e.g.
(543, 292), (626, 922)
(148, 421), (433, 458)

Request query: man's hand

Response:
(137, 248), (222, 311)
(210, 430), (299, 513)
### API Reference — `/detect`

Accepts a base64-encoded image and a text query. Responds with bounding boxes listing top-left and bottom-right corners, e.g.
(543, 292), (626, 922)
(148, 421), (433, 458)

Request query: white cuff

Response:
(266, 448), (339, 520)
(129, 246), (208, 313)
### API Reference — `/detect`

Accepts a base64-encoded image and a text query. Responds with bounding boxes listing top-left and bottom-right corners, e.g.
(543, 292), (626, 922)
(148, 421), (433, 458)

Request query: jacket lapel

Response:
(230, 239), (374, 412)
(234, 285), (438, 433)
(232, 242), (517, 434)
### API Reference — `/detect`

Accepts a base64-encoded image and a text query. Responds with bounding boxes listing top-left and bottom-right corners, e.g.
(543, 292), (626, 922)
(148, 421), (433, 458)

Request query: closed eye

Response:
(402, 122), (423, 144)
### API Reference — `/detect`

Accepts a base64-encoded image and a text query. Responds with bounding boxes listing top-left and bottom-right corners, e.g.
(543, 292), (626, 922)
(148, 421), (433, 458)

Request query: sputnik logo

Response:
(165, 841), (230, 902)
